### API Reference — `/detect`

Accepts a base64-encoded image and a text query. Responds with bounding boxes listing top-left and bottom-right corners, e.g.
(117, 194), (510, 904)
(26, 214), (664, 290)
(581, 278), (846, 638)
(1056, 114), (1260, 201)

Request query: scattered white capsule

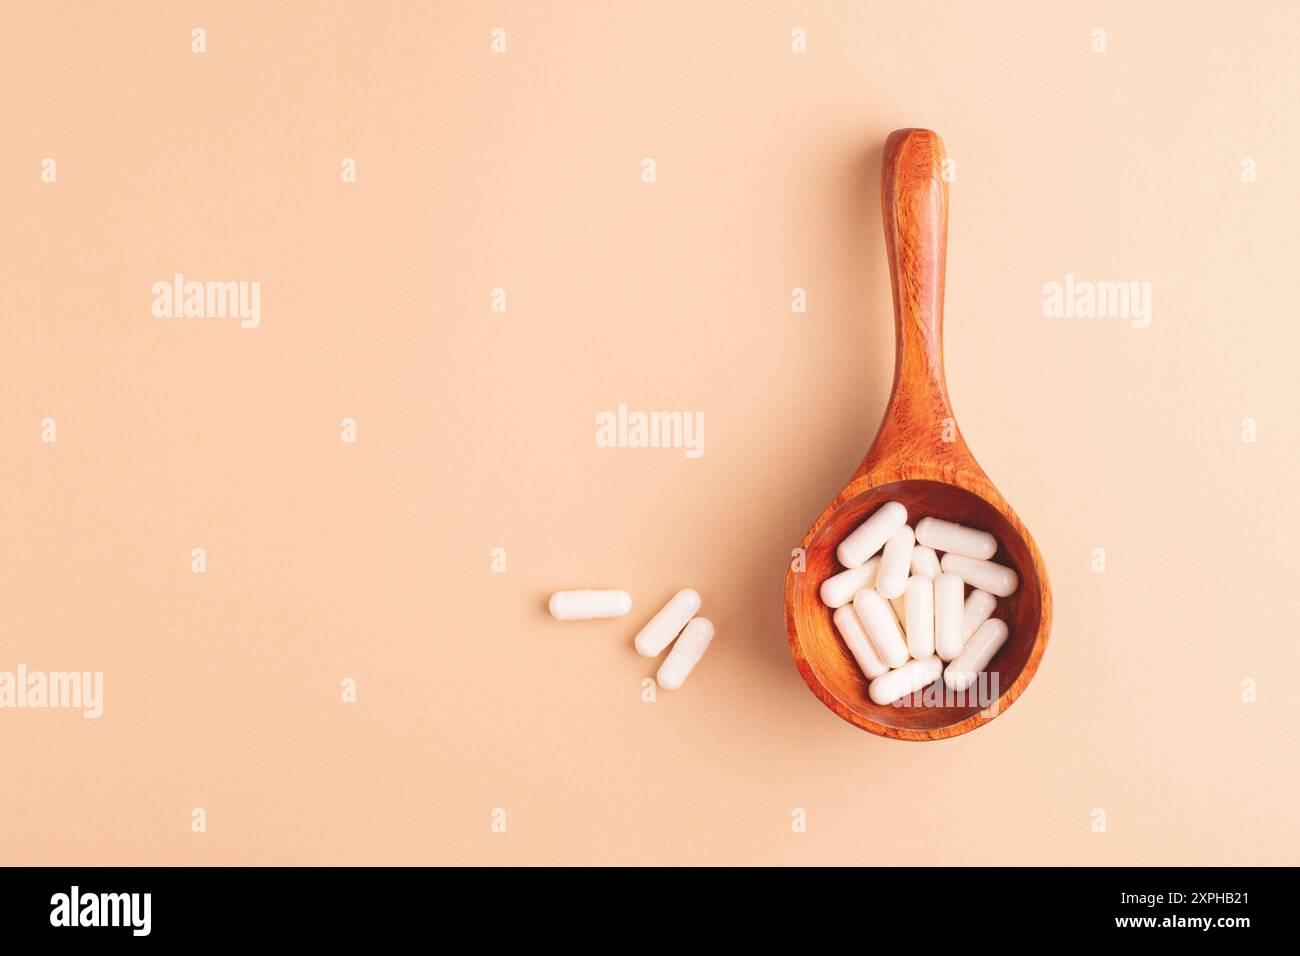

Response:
(910, 545), (942, 581)
(634, 588), (702, 657)
(904, 575), (935, 659)
(852, 588), (909, 669)
(916, 517), (998, 560)
(874, 525), (915, 599)
(940, 553), (1019, 597)
(933, 572), (966, 661)
(656, 617), (715, 689)
(832, 605), (889, 679)
(819, 557), (878, 609)
(962, 589), (997, 642)
(944, 618), (1009, 692)
(869, 655), (943, 706)
(836, 501), (907, 569)
(549, 589), (632, 621)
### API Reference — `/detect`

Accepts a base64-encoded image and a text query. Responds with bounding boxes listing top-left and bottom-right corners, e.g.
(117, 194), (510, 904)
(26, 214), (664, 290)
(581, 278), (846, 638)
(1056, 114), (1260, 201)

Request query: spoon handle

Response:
(862, 128), (968, 476)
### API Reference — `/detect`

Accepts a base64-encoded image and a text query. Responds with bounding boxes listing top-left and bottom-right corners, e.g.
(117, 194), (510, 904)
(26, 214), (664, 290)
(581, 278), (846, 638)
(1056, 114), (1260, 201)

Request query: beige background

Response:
(2, 1), (1297, 865)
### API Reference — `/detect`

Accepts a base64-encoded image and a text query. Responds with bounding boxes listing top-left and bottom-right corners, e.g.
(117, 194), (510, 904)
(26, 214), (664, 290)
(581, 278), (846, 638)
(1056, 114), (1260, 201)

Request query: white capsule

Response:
(634, 588), (702, 657)
(549, 589), (632, 621)
(940, 553), (1019, 597)
(832, 605), (889, 680)
(656, 617), (715, 689)
(916, 517), (998, 560)
(933, 572), (965, 661)
(962, 589), (997, 642)
(819, 557), (878, 609)
(874, 525), (915, 599)
(944, 618), (1009, 692)
(903, 575), (934, 659)
(836, 501), (907, 569)
(869, 655), (943, 706)
(910, 545), (942, 581)
(889, 595), (908, 635)
(852, 588), (909, 669)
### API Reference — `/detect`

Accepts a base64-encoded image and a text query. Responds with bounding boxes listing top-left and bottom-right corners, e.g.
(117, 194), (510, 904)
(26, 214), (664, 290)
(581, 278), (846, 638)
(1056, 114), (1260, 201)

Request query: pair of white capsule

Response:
(548, 587), (713, 690)
(632, 589), (713, 690)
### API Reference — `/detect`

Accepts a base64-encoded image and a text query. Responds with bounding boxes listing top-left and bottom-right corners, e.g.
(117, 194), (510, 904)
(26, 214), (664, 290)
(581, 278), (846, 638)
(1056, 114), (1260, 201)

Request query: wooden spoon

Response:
(784, 129), (1052, 740)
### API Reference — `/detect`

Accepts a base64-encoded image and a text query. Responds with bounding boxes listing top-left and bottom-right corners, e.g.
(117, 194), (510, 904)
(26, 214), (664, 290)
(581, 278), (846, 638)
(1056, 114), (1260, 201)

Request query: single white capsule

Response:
(916, 517), (998, 560)
(962, 589), (997, 641)
(869, 655), (943, 706)
(874, 525), (915, 599)
(889, 595), (908, 635)
(836, 501), (907, 569)
(933, 572), (965, 661)
(832, 605), (888, 679)
(819, 557), (879, 609)
(904, 575), (935, 659)
(852, 588), (909, 669)
(634, 588), (702, 657)
(940, 553), (1019, 597)
(656, 617), (715, 689)
(910, 545), (942, 581)
(944, 618), (1009, 692)
(549, 589), (632, 621)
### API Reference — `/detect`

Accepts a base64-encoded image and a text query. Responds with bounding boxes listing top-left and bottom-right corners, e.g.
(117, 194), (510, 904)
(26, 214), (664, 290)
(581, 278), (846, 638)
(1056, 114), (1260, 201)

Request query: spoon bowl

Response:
(785, 129), (1052, 740)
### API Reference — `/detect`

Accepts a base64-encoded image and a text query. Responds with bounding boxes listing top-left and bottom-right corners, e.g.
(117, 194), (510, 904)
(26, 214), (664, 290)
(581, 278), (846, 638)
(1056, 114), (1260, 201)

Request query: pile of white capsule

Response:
(821, 501), (1017, 705)
(548, 588), (713, 690)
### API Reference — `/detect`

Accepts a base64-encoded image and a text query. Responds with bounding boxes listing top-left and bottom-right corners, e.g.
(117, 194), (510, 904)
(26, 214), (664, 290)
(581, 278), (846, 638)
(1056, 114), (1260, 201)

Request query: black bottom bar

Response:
(0, 866), (1283, 943)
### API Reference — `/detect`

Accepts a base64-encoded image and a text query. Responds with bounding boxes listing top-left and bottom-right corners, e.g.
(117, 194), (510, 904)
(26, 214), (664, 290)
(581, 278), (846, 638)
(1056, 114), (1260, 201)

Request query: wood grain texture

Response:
(785, 129), (1053, 741)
